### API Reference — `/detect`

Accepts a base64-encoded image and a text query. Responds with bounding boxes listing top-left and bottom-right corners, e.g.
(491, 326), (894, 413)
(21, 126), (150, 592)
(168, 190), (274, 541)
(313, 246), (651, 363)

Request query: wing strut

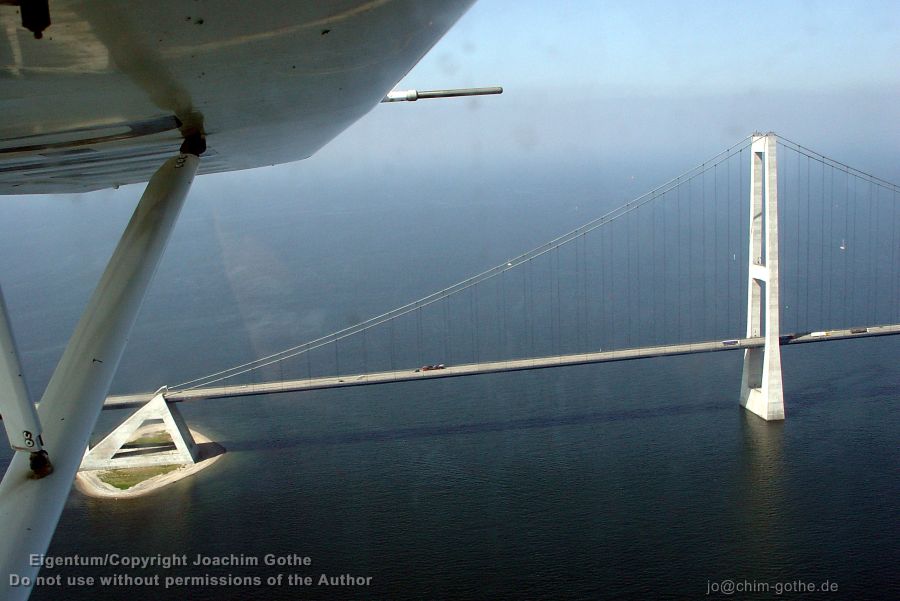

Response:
(0, 284), (52, 477)
(0, 141), (201, 601)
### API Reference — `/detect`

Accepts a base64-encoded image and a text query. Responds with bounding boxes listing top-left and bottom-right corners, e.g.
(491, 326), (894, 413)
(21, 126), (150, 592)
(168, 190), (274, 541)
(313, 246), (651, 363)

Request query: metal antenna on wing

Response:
(381, 86), (503, 102)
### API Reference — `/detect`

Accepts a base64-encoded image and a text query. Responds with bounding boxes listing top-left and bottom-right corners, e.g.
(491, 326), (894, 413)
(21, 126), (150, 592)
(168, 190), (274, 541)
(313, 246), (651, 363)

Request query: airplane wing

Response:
(0, 0), (475, 194)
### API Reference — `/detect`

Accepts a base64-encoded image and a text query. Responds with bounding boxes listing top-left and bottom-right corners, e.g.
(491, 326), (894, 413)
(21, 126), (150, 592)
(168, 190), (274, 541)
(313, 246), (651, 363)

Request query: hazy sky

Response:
(402, 0), (900, 95)
(313, 0), (899, 176)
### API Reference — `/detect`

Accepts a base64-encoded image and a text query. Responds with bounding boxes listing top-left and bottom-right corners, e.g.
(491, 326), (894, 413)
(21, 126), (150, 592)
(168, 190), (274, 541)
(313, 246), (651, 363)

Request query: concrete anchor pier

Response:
(81, 388), (199, 471)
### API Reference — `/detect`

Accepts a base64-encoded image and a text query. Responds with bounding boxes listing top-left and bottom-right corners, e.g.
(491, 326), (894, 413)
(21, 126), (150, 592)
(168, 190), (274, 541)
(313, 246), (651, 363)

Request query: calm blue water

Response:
(1, 159), (898, 600)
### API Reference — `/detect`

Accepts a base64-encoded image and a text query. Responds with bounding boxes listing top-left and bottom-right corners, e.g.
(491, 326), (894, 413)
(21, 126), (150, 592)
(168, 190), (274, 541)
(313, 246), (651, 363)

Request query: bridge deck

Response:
(101, 323), (900, 409)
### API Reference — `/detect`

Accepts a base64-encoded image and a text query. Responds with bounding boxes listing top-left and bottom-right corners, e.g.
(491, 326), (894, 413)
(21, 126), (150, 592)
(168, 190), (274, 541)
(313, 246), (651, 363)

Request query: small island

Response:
(76, 426), (225, 499)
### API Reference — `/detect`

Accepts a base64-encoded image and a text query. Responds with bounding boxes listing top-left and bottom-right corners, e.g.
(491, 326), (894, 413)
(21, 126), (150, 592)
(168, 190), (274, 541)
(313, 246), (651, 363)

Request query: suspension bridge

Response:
(87, 132), (900, 469)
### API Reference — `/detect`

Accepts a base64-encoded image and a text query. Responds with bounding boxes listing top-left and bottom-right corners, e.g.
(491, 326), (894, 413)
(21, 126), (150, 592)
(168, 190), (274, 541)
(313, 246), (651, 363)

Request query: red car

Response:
(415, 364), (446, 372)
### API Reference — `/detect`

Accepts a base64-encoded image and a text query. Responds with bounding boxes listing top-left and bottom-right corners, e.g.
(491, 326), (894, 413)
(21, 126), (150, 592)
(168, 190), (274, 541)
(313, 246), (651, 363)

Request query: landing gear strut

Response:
(0, 285), (52, 478)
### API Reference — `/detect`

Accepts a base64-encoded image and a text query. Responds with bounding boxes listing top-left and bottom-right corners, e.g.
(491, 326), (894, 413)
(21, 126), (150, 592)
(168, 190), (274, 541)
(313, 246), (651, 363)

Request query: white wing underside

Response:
(0, 0), (475, 194)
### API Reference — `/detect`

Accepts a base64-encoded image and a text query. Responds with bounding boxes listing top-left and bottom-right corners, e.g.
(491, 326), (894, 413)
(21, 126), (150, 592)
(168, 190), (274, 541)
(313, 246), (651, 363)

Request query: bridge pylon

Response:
(740, 133), (785, 421)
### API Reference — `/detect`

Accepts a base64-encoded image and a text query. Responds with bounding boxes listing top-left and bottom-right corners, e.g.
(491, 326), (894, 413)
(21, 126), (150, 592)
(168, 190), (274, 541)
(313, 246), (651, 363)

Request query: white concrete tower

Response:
(740, 133), (785, 421)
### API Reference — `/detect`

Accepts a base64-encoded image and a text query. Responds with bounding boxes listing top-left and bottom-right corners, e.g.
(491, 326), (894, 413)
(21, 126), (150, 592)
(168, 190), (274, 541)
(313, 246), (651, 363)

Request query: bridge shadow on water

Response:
(216, 400), (730, 453)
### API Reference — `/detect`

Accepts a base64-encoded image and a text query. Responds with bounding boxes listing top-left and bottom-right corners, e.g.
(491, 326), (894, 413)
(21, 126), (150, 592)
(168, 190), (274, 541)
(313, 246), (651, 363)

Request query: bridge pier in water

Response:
(740, 133), (785, 421)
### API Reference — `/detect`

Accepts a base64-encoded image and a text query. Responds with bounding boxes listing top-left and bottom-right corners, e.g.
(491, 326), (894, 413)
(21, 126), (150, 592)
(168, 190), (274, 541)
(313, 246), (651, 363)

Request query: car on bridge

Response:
(415, 364), (446, 372)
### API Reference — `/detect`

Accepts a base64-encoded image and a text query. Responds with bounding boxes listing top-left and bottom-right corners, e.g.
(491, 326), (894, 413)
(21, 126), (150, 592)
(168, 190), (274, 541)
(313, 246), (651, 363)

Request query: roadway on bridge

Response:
(103, 323), (900, 409)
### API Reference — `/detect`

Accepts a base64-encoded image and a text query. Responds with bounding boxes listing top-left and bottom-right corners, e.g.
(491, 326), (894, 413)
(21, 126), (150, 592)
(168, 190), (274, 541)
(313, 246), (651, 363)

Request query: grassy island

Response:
(98, 465), (180, 490)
